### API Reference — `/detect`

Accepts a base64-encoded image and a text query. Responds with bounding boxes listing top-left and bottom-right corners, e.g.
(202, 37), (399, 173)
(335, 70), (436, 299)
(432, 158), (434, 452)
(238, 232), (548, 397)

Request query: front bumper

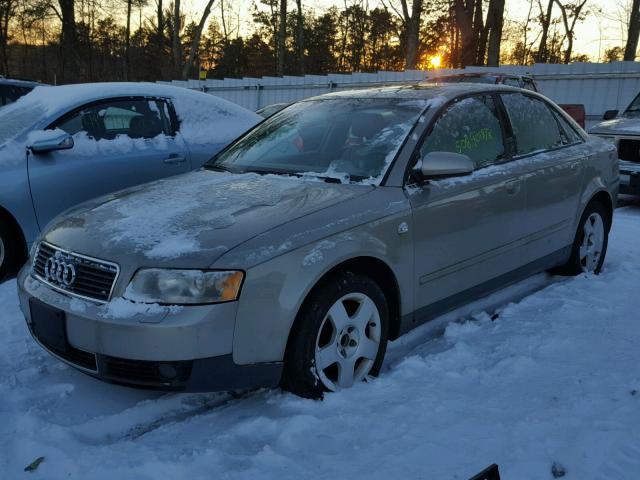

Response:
(18, 268), (282, 392)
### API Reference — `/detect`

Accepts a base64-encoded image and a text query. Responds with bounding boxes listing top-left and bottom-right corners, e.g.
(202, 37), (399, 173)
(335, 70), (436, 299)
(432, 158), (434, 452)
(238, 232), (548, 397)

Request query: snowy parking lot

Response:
(1, 202), (640, 479)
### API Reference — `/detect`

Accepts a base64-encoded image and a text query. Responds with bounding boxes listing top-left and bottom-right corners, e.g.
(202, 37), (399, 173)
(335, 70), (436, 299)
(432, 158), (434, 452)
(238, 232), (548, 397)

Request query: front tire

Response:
(281, 272), (389, 399)
(554, 201), (610, 276)
(0, 222), (17, 281)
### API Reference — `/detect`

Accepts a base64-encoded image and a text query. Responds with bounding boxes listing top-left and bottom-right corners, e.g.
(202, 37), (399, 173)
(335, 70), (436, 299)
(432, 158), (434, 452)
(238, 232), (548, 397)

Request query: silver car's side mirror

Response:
(28, 131), (74, 154)
(418, 151), (474, 179)
(603, 109), (618, 121)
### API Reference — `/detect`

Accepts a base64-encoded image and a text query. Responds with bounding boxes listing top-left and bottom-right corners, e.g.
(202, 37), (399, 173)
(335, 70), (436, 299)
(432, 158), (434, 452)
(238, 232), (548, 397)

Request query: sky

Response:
(177, 0), (633, 62)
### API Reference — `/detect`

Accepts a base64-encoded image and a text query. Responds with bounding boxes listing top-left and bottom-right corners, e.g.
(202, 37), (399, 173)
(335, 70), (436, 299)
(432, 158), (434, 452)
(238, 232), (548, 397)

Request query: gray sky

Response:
(176, 0), (632, 62)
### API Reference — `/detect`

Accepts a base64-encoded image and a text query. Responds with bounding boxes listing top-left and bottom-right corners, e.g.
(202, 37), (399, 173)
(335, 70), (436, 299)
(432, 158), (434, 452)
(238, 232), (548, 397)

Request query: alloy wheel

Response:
(579, 212), (605, 273)
(314, 292), (381, 390)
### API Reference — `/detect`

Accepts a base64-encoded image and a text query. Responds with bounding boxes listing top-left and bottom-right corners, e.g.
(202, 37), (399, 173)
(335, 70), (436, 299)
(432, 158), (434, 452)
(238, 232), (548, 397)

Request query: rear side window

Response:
(522, 79), (537, 91)
(52, 98), (174, 140)
(553, 110), (583, 144)
(420, 95), (505, 169)
(501, 93), (563, 155)
(502, 77), (521, 88)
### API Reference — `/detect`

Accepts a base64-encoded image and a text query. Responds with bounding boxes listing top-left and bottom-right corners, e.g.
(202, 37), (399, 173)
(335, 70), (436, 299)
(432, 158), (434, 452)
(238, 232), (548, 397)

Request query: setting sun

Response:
(429, 55), (442, 68)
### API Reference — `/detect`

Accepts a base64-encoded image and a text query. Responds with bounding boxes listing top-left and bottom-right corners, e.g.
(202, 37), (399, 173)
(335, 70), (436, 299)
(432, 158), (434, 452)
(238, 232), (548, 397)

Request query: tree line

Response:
(1, 0), (639, 84)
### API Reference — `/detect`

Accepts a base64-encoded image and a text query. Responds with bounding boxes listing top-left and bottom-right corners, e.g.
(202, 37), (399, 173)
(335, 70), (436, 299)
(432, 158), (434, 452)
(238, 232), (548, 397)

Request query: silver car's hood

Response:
(590, 116), (640, 136)
(42, 170), (374, 268)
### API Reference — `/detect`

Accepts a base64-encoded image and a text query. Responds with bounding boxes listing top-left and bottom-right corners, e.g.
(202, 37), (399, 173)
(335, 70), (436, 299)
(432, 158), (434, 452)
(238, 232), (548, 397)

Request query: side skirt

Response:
(399, 246), (571, 336)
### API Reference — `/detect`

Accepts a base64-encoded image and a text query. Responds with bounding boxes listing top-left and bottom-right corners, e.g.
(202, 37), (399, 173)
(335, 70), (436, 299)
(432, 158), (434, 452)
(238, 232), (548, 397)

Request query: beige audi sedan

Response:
(18, 84), (618, 398)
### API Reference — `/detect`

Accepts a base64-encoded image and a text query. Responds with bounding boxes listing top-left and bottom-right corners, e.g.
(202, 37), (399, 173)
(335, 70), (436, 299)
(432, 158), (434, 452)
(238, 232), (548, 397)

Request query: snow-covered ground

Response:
(2, 204), (640, 479)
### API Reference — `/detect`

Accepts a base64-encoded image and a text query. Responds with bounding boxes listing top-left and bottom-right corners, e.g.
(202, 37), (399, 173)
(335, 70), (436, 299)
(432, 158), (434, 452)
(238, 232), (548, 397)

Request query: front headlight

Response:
(124, 269), (244, 305)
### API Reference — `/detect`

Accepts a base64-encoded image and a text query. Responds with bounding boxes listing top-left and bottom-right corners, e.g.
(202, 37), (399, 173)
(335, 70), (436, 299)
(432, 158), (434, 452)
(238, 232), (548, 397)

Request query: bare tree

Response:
(295, 0), (304, 74)
(399, 0), (423, 69)
(485, 0), (505, 66)
(277, 0), (286, 75)
(181, 0), (215, 79)
(536, 0), (554, 62)
(124, 0), (132, 79)
(58, 0), (79, 82)
(554, 0), (588, 63)
(172, 0), (182, 75)
(625, 0), (640, 60)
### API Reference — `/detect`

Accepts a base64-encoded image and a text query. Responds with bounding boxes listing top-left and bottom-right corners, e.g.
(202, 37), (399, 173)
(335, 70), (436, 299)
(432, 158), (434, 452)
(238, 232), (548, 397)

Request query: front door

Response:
(28, 97), (190, 229)
(408, 94), (528, 319)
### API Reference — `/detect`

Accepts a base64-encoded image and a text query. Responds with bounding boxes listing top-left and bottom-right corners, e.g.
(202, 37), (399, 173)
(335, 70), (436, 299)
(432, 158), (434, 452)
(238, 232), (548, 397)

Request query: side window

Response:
(552, 109), (583, 144)
(502, 77), (521, 88)
(52, 98), (173, 140)
(522, 79), (537, 91)
(501, 93), (563, 155)
(420, 95), (505, 169)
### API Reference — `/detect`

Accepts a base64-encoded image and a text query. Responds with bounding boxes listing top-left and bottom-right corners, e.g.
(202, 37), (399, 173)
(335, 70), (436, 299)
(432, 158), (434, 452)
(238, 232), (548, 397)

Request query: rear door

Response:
(28, 96), (190, 229)
(408, 94), (528, 316)
(499, 92), (585, 263)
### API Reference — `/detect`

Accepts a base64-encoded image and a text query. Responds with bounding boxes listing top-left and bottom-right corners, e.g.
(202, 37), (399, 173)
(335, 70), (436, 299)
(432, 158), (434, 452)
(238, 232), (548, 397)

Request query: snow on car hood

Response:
(42, 170), (373, 268)
(589, 116), (640, 136)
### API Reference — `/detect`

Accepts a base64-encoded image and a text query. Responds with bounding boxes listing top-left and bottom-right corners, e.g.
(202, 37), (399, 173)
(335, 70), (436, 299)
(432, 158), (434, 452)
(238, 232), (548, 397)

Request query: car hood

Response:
(42, 170), (374, 269)
(589, 116), (640, 136)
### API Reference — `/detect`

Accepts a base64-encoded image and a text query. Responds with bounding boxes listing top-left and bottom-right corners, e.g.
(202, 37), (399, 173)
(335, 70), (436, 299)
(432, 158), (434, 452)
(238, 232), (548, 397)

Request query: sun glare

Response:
(429, 55), (442, 69)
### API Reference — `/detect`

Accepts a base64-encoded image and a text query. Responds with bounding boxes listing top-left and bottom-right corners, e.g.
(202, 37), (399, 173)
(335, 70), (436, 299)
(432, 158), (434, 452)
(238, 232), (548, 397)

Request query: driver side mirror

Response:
(417, 151), (474, 179)
(603, 109), (618, 121)
(27, 130), (74, 154)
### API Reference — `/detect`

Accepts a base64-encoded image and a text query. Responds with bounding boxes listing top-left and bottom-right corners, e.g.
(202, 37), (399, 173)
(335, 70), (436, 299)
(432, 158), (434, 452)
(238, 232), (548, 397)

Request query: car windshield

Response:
(209, 98), (426, 184)
(624, 92), (640, 117)
(0, 100), (45, 145)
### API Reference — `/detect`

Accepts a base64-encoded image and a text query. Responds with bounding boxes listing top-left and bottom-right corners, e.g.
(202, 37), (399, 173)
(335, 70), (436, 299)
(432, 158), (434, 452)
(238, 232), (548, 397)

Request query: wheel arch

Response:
(588, 190), (614, 231)
(0, 204), (29, 273)
(284, 255), (403, 359)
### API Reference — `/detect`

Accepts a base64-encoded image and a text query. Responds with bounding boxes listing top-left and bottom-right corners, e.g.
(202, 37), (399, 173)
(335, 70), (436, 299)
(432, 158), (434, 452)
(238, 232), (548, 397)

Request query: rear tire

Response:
(553, 201), (610, 276)
(281, 271), (389, 399)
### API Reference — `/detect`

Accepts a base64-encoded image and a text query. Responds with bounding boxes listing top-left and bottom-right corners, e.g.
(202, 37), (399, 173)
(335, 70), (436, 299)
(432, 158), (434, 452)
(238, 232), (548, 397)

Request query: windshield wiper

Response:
(204, 164), (231, 172)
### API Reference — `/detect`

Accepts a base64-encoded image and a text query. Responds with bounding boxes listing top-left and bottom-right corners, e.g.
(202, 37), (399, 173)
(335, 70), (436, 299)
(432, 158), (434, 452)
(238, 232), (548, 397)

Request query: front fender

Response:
(231, 207), (413, 365)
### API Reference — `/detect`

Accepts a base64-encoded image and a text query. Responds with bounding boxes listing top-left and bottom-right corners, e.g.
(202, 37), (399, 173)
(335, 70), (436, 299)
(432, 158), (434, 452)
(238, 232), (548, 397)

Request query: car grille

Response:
(32, 242), (119, 303)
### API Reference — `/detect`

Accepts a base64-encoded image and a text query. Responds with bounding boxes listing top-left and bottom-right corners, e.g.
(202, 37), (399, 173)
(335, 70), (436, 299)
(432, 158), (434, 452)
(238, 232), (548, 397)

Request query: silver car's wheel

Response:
(281, 271), (389, 398)
(579, 212), (605, 273)
(314, 292), (382, 390)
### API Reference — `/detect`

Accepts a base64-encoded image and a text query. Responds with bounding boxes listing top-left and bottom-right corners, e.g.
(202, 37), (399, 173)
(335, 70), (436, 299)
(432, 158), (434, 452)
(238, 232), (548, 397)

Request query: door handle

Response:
(504, 179), (521, 195)
(164, 154), (186, 165)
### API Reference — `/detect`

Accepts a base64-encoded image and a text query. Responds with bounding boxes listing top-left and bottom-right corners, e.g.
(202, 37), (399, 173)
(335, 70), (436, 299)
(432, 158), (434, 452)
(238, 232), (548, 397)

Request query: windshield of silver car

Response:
(208, 98), (426, 184)
(0, 101), (46, 146)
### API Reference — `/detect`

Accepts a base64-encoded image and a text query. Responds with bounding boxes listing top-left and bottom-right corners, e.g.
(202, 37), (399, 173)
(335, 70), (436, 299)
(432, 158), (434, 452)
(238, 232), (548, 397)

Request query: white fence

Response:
(162, 62), (640, 124)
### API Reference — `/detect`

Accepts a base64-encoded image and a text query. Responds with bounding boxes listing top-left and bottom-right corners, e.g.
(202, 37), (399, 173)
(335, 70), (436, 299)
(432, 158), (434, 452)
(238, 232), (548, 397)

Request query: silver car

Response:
(18, 84), (618, 398)
(0, 82), (260, 280)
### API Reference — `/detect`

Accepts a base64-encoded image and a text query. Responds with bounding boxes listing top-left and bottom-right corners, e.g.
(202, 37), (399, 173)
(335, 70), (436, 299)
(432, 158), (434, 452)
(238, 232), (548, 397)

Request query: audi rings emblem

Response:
(44, 253), (77, 287)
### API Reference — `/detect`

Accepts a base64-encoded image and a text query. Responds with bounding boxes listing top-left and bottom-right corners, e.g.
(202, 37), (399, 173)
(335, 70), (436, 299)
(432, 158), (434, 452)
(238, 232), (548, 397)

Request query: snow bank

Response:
(2, 207), (640, 479)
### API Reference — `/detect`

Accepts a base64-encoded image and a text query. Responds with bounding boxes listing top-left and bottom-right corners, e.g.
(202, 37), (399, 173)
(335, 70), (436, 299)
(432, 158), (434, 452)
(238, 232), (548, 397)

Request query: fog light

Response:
(157, 363), (178, 380)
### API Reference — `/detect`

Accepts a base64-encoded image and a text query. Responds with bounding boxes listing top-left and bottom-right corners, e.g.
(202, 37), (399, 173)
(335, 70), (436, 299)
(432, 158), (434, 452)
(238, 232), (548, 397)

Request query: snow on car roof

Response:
(14, 82), (261, 145)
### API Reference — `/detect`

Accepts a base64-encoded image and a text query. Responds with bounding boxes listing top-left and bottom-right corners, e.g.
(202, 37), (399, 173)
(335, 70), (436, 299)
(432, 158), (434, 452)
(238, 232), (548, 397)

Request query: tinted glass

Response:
(522, 79), (537, 91)
(420, 95), (505, 169)
(211, 98), (425, 183)
(501, 93), (563, 155)
(53, 98), (172, 140)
